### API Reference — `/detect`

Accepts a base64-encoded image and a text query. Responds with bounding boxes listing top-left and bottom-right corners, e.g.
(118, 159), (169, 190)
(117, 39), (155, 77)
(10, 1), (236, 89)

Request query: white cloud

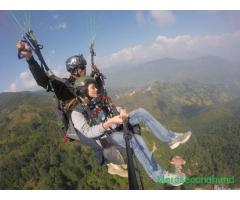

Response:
(7, 71), (38, 92)
(6, 64), (69, 92)
(52, 65), (69, 77)
(149, 11), (176, 26)
(19, 71), (38, 89)
(97, 31), (240, 68)
(135, 11), (176, 26)
(9, 83), (16, 92)
(50, 23), (67, 31)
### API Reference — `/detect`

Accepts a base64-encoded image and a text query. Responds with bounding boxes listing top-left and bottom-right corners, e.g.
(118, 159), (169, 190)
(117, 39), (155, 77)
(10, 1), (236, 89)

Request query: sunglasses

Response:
(75, 65), (86, 70)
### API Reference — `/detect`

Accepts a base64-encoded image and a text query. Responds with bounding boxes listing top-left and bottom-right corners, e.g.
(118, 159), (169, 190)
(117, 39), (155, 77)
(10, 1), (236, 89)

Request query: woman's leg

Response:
(110, 131), (166, 182)
(128, 108), (176, 144)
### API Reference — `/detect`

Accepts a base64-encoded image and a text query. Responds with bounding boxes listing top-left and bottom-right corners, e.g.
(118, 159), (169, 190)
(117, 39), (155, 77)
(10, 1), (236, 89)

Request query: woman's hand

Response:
(110, 115), (124, 124)
(16, 41), (32, 60)
(116, 107), (128, 120)
(103, 115), (124, 129)
(119, 109), (128, 121)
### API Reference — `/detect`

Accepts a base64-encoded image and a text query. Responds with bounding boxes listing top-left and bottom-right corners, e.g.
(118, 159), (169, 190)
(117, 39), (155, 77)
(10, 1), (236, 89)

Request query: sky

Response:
(0, 10), (240, 92)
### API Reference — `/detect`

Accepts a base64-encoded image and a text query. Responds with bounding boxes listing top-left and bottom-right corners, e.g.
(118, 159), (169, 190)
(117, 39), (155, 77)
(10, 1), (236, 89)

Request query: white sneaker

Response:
(169, 131), (192, 150)
(163, 171), (186, 186)
(107, 163), (128, 178)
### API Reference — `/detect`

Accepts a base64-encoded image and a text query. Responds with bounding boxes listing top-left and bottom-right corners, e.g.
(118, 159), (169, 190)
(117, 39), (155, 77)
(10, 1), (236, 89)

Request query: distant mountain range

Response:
(103, 56), (240, 90)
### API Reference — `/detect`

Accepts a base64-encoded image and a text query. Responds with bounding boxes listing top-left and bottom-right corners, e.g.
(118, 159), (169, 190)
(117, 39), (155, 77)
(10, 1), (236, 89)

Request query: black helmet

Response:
(74, 76), (97, 96)
(65, 54), (87, 73)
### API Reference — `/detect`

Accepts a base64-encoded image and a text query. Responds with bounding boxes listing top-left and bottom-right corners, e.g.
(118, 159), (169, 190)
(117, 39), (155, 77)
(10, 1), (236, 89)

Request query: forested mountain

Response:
(112, 81), (240, 189)
(0, 80), (240, 189)
(0, 92), (128, 189)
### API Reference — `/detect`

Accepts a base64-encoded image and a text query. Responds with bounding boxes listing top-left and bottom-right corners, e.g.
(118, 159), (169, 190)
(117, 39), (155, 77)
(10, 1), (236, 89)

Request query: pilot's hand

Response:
(16, 41), (32, 60)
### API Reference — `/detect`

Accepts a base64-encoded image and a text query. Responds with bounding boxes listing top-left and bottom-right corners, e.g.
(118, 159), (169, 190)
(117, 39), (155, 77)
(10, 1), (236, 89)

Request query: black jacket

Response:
(27, 56), (75, 101)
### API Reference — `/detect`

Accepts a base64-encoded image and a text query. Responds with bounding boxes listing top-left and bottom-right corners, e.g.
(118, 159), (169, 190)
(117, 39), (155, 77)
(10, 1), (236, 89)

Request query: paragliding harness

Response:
(69, 92), (144, 189)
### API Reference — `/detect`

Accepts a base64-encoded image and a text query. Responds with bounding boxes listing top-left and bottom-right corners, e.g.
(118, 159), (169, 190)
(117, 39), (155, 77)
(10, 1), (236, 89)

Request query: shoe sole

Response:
(168, 182), (184, 187)
(170, 131), (192, 150)
(108, 170), (128, 178)
(107, 166), (128, 178)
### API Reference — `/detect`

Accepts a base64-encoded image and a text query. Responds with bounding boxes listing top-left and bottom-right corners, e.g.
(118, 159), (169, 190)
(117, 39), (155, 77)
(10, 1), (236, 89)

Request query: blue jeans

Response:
(110, 108), (177, 182)
(129, 108), (176, 144)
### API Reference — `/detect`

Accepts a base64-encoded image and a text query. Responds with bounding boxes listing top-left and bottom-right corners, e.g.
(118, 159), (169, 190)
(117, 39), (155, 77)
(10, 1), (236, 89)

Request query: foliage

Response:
(0, 80), (240, 189)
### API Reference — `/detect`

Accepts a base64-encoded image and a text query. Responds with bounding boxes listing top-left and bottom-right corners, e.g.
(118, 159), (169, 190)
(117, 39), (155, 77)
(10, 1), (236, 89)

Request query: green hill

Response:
(0, 81), (240, 189)
(111, 81), (240, 189)
(0, 92), (128, 189)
